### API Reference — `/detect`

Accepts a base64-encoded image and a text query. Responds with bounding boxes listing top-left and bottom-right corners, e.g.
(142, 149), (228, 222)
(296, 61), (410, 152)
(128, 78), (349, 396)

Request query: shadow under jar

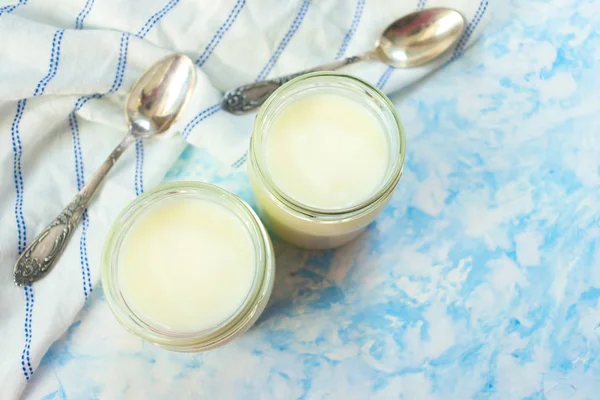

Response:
(248, 72), (406, 250)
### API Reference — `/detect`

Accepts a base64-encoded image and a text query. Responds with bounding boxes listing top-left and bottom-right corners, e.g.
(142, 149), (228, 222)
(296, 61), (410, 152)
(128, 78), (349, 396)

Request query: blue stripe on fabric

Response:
(134, 140), (145, 196)
(196, 0), (246, 67)
(375, 0), (428, 91)
(12, 99), (30, 381)
(452, 0), (488, 60)
(181, 0), (251, 137)
(68, 112), (92, 297)
(68, 113), (85, 192)
(75, 0), (96, 30)
(182, 103), (221, 139)
(136, 0), (181, 39)
(13, 29), (64, 381)
(183, 0), (315, 149)
(134, 141), (140, 195)
(231, 152), (247, 169)
(11, 99), (27, 256)
(0, 0), (28, 18)
(19, 282), (30, 379)
(79, 210), (91, 292)
(376, 66), (394, 90)
(21, 284), (34, 378)
(68, 33), (129, 297)
(335, 0), (365, 60)
(256, 0), (311, 81)
(34, 30), (65, 97)
(108, 33), (130, 93)
(134, 0), (183, 197)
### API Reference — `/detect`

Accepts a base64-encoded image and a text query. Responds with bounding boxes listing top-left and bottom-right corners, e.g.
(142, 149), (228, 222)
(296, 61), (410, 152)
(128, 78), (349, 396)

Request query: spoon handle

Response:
(13, 133), (136, 286)
(221, 52), (374, 114)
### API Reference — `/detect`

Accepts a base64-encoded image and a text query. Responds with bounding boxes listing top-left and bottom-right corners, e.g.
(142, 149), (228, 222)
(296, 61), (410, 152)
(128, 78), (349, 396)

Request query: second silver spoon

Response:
(222, 7), (466, 115)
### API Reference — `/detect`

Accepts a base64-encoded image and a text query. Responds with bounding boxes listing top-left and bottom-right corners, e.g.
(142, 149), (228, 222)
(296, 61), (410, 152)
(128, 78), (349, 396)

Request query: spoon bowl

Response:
(376, 8), (466, 68)
(127, 54), (196, 137)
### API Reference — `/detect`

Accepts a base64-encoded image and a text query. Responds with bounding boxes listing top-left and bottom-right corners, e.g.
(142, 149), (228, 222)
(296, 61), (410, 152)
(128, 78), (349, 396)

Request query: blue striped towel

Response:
(0, 0), (489, 395)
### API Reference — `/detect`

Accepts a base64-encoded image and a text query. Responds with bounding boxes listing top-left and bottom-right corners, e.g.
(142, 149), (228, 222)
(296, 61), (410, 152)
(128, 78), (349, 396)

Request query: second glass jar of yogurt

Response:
(248, 72), (406, 249)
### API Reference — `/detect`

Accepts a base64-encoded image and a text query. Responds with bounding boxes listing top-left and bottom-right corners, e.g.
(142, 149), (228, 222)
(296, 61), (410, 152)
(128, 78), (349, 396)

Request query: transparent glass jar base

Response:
(101, 182), (275, 352)
(249, 166), (399, 249)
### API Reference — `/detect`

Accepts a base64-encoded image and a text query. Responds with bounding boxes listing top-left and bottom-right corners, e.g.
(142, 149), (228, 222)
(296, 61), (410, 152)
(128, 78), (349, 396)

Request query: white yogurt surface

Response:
(118, 198), (256, 333)
(265, 92), (389, 210)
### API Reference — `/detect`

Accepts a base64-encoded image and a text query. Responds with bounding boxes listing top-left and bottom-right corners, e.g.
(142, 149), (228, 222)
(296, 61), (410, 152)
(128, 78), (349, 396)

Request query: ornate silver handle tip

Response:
(221, 55), (365, 114)
(14, 192), (87, 286)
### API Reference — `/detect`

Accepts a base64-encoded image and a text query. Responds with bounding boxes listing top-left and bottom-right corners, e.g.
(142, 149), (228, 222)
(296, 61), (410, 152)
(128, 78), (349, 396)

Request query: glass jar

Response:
(248, 72), (405, 249)
(101, 181), (275, 352)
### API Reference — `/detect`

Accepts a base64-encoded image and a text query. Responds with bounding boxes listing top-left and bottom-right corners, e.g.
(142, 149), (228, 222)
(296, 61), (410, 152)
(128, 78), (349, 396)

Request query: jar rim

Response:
(250, 72), (406, 221)
(101, 181), (275, 352)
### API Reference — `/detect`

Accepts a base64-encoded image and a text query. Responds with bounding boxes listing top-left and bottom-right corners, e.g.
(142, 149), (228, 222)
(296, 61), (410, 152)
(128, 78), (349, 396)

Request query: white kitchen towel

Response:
(0, 0), (490, 397)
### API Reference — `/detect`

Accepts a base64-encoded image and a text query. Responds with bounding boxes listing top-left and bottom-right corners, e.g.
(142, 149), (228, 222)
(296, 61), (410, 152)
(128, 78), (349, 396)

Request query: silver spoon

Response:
(222, 7), (465, 114)
(14, 54), (196, 286)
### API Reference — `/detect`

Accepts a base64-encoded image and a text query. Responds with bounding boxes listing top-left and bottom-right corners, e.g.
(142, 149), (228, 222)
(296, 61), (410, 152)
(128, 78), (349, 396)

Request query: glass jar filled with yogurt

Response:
(102, 182), (275, 352)
(248, 72), (405, 249)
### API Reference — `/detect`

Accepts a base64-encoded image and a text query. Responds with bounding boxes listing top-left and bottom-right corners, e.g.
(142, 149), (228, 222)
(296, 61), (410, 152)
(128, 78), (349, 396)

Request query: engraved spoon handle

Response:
(221, 52), (375, 115)
(14, 133), (136, 286)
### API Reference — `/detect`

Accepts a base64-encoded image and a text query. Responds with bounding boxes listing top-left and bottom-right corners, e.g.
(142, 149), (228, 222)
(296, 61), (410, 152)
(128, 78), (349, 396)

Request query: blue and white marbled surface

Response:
(25, 0), (600, 398)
